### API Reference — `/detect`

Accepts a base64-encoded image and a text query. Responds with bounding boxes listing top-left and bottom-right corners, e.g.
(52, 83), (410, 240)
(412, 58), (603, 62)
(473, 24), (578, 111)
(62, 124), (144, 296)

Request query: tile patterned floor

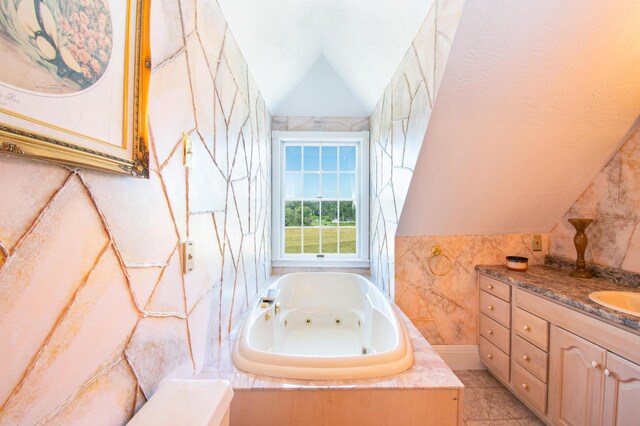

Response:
(454, 370), (546, 426)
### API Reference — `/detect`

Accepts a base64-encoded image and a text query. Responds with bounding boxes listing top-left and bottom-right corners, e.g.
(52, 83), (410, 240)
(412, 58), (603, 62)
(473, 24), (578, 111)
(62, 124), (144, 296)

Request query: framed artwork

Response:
(0, 0), (150, 177)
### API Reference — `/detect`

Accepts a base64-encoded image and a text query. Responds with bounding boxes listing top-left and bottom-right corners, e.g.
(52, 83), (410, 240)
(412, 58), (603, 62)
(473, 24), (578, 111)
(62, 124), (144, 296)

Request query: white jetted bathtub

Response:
(232, 272), (413, 380)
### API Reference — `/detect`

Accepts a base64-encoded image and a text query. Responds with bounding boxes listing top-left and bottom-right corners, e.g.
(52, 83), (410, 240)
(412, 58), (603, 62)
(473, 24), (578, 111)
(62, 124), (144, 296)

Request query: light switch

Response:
(532, 234), (542, 252)
(183, 133), (193, 168)
(182, 241), (194, 273)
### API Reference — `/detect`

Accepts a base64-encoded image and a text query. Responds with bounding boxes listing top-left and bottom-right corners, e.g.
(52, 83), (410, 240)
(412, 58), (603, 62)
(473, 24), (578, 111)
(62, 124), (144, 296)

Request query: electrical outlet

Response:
(183, 133), (193, 168)
(182, 241), (194, 273)
(532, 234), (542, 252)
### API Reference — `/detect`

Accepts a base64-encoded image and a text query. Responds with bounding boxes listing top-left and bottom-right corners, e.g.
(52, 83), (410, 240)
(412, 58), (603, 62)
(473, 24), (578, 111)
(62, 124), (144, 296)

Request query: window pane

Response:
(303, 146), (320, 171)
(321, 173), (338, 198)
(303, 173), (320, 198)
(303, 201), (320, 226)
(321, 201), (338, 226)
(339, 173), (356, 198)
(281, 142), (361, 258)
(339, 201), (356, 225)
(321, 146), (337, 171)
(303, 228), (320, 253)
(285, 228), (302, 253)
(321, 228), (338, 253)
(339, 227), (356, 253)
(284, 201), (302, 226)
(285, 146), (302, 171)
(339, 146), (356, 171)
(284, 173), (302, 199)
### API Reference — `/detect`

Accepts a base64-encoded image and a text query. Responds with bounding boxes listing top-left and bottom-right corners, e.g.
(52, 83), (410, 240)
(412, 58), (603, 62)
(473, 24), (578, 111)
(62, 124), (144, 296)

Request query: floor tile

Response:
(473, 369), (504, 388)
(456, 370), (542, 424)
(454, 370), (484, 388)
(517, 419), (546, 425)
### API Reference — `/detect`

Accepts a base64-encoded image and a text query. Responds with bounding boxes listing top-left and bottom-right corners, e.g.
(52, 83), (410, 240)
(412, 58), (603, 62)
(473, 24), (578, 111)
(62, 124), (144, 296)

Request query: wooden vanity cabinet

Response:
(602, 352), (640, 426)
(548, 326), (606, 426)
(510, 305), (549, 415)
(549, 326), (640, 426)
(478, 276), (512, 384)
(478, 272), (640, 426)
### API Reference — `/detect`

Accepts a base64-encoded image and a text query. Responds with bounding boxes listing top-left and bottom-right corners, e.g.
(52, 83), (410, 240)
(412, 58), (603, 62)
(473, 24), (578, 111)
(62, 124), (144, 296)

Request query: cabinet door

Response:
(602, 352), (640, 426)
(548, 326), (606, 426)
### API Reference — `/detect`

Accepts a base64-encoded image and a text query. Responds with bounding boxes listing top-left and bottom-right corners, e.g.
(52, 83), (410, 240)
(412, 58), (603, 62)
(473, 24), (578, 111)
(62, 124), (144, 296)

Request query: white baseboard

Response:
(432, 345), (485, 370)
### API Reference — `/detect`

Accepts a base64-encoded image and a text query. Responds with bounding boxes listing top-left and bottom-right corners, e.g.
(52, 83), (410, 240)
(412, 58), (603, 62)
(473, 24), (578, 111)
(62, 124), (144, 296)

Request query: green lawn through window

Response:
(285, 227), (356, 254)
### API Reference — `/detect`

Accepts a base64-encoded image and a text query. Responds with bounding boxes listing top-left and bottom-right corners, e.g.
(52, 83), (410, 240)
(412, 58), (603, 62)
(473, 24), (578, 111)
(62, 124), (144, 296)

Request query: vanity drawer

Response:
(480, 313), (510, 354)
(513, 335), (548, 383)
(480, 336), (510, 384)
(512, 361), (547, 415)
(514, 307), (548, 351)
(480, 291), (511, 328)
(479, 275), (511, 302)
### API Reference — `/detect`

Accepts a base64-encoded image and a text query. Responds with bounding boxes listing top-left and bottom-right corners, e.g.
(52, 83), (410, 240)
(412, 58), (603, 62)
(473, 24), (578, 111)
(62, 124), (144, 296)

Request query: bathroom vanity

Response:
(477, 265), (640, 425)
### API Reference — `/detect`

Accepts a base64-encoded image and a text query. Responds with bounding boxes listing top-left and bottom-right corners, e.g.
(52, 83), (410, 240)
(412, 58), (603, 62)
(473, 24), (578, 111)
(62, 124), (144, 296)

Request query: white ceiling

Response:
(398, 0), (640, 236)
(275, 57), (368, 117)
(217, 0), (435, 115)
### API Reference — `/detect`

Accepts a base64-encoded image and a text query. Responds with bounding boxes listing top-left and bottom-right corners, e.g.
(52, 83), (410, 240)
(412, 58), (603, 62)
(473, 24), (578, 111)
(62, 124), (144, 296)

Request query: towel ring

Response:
(428, 245), (452, 276)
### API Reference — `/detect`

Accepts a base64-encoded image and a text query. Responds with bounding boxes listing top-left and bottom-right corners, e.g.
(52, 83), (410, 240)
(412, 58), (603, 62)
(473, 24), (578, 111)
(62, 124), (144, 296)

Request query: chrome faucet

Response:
(259, 289), (280, 309)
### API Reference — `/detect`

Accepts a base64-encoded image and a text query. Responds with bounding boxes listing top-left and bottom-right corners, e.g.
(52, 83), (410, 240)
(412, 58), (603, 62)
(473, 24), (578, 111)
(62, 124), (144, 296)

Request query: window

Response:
(272, 131), (369, 266)
(283, 144), (357, 255)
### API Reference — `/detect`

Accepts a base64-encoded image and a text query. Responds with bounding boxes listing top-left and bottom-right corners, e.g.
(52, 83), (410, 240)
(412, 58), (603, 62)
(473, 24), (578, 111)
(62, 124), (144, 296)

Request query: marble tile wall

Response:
(395, 235), (547, 345)
(550, 126), (640, 273)
(0, 0), (271, 423)
(272, 116), (369, 132)
(369, 0), (465, 296)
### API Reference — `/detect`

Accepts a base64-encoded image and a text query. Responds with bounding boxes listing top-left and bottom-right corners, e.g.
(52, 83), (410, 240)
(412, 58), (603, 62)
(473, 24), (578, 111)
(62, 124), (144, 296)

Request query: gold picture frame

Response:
(0, 0), (151, 178)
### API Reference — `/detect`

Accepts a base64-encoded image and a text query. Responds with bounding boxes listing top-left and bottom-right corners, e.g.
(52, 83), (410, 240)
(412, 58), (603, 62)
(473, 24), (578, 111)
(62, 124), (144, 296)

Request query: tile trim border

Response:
(432, 345), (484, 371)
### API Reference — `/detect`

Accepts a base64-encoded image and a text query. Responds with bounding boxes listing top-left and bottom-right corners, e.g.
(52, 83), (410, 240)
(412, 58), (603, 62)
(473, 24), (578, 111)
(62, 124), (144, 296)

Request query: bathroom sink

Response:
(588, 291), (640, 317)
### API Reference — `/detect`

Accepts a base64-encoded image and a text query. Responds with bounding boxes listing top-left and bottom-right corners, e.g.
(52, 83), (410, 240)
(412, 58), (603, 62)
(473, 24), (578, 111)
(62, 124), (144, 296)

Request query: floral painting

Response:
(0, 0), (148, 177)
(0, 0), (113, 94)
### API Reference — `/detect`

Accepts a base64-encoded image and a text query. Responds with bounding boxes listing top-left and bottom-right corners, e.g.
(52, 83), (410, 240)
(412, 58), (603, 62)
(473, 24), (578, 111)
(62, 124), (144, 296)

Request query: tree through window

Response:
(283, 144), (358, 255)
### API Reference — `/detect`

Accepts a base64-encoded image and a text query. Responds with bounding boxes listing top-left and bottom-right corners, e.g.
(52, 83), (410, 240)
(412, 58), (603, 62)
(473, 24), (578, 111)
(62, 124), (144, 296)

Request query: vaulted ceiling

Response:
(217, 0), (434, 115)
(398, 0), (640, 236)
(218, 0), (640, 237)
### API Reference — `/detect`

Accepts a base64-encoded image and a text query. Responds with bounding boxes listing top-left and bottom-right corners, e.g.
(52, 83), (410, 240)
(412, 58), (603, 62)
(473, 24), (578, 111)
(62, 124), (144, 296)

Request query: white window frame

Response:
(271, 130), (370, 268)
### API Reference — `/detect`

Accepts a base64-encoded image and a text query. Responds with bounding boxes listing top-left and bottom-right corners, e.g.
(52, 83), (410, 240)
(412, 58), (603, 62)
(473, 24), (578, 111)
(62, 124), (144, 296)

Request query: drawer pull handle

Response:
(521, 383), (529, 390)
(604, 369), (611, 377)
(522, 355), (529, 361)
(591, 361), (599, 369)
(487, 354), (493, 360)
(523, 325), (530, 331)
(488, 305), (494, 311)
(487, 330), (493, 335)
(488, 284), (494, 289)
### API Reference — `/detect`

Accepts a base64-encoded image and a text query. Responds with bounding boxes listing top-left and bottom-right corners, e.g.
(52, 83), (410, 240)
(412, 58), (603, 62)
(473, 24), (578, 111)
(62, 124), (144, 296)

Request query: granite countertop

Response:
(476, 265), (640, 333)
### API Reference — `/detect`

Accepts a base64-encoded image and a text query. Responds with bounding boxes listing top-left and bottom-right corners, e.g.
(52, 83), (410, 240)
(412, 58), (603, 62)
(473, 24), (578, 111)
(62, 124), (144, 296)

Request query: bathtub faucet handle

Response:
(275, 303), (281, 315)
